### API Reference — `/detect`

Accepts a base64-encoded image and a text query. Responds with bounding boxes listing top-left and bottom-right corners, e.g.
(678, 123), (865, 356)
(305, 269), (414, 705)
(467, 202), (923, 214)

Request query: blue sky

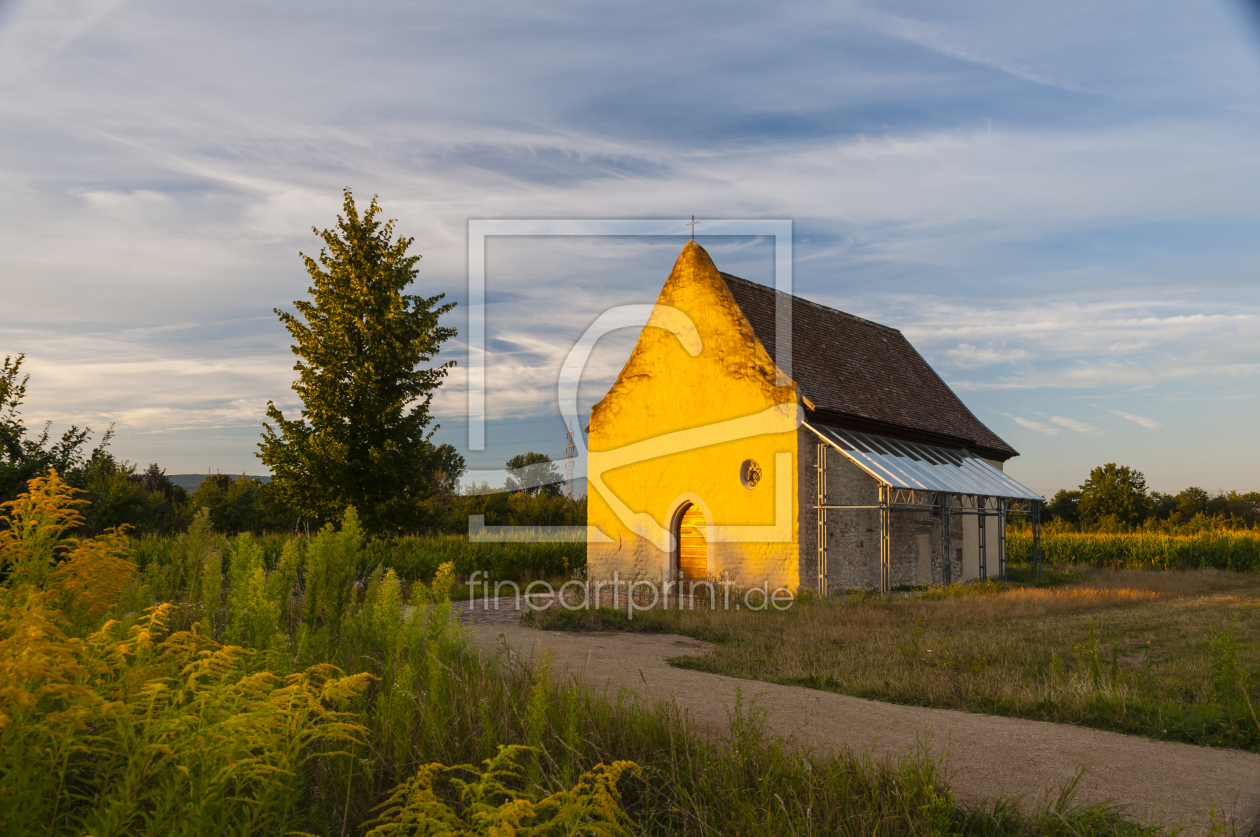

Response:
(2, 0), (1259, 497)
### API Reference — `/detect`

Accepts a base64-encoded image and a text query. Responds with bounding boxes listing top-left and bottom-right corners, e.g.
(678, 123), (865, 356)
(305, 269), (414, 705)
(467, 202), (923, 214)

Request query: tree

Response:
(188, 474), (294, 534)
(1148, 491), (1178, 521)
(1176, 486), (1211, 520)
(130, 462), (187, 504)
(68, 455), (195, 536)
(1221, 491), (1260, 527)
(0, 353), (113, 505)
(504, 452), (563, 498)
(432, 442), (467, 497)
(1077, 463), (1149, 530)
(258, 191), (458, 533)
(1044, 489), (1081, 525)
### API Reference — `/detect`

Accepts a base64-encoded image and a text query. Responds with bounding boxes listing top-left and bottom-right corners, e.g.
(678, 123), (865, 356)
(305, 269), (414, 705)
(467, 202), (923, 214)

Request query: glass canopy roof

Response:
(807, 423), (1043, 501)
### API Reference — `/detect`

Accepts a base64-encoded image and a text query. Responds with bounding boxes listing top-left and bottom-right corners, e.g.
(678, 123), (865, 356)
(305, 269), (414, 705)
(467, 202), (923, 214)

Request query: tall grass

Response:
(131, 528), (581, 585)
(0, 474), (1182, 835)
(1008, 529), (1260, 572)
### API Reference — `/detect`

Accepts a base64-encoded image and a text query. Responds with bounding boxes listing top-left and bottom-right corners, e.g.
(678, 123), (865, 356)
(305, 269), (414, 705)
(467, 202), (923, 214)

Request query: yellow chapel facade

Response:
(585, 242), (1043, 594)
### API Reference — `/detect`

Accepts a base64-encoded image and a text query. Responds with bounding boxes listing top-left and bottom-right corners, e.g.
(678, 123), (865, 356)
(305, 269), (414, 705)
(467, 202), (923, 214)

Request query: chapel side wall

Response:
(946, 509), (964, 583)
(797, 434), (880, 590)
(586, 485), (661, 581)
(959, 502), (1006, 581)
(798, 429), (964, 590)
(795, 427), (819, 591)
(885, 495), (965, 586)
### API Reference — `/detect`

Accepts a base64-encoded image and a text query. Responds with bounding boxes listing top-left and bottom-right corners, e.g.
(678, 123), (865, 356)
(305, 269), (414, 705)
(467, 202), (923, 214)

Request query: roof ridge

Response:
(718, 272), (896, 333)
(716, 267), (1018, 460)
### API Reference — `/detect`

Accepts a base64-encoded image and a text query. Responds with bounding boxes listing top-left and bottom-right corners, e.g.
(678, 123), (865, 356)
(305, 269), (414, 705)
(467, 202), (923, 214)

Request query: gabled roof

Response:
(720, 272), (1018, 461)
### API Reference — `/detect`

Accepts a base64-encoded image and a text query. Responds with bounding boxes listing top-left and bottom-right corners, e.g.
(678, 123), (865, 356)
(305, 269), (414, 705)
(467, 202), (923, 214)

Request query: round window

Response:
(740, 459), (762, 489)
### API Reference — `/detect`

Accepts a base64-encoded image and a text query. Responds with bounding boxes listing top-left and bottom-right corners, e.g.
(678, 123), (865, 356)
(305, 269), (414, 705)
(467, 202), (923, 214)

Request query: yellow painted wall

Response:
(586, 242), (802, 591)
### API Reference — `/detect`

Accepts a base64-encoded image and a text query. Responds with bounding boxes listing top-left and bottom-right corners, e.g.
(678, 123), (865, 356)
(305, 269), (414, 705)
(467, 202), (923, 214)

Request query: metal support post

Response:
(998, 498), (1007, 581)
(941, 493), (952, 584)
(816, 443), (828, 595)
(977, 496), (987, 580)
(879, 484), (891, 593)
(1033, 500), (1042, 580)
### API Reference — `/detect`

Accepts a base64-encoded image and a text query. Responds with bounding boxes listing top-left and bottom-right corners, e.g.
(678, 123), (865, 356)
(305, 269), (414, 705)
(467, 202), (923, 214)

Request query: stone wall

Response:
(797, 427), (966, 591)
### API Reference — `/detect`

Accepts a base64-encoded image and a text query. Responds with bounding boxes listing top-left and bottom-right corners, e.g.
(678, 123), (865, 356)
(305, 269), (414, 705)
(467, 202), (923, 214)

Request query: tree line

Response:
(1, 190), (582, 537)
(0, 353), (580, 536)
(1042, 463), (1260, 532)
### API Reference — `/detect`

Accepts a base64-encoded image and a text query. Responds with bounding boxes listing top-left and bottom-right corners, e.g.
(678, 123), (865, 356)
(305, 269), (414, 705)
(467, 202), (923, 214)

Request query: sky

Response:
(2, 0), (1260, 498)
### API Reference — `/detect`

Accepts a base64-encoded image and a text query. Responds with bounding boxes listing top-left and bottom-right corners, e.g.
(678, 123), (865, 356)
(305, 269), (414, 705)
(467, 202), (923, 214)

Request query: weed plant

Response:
(0, 474), (1188, 835)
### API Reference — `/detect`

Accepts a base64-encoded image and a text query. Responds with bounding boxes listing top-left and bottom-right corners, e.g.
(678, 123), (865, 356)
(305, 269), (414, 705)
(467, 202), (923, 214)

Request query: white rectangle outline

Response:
(466, 219), (793, 450)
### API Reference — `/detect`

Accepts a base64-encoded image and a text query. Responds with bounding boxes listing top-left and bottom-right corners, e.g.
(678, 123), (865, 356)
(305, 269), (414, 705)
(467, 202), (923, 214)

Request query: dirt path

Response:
(466, 619), (1260, 834)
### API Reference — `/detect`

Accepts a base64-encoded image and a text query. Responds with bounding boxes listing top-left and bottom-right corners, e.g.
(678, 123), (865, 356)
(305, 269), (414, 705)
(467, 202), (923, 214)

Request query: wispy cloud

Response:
(901, 301), (1260, 393)
(1050, 415), (1105, 435)
(847, 7), (1094, 94)
(1002, 413), (1059, 435)
(945, 343), (1028, 368)
(1096, 406), (1163, 430)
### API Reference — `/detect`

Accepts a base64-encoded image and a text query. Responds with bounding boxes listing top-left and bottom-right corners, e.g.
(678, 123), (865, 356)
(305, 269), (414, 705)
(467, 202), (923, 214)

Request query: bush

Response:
(188, 473), (297, 534)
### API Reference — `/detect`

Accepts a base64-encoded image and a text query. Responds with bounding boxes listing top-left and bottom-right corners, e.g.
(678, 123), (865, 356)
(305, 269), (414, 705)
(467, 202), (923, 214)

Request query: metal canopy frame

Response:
(808, 423), (1042, 594)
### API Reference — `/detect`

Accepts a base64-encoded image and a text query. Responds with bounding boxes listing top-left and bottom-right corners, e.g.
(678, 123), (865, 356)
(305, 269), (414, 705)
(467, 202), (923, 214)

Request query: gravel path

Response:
(460, 608), (1260, 834)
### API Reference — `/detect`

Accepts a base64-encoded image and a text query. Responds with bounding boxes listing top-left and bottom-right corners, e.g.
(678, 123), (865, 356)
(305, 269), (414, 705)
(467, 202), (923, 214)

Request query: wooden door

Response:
(677, 503), (708, 580)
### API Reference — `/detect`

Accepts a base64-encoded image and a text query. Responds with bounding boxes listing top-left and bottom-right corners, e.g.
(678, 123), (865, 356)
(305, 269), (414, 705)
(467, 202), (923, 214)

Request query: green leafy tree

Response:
(504, 452), (563, 498)
(1148, 491), (1178, 521)
(432, 442), (467, 497)
(1044, 489), (1081, 525)
(1221, 490), (1260, 527)
(1077, 463), (1149, 530)
(0, 358), (187, 534)
(188, 473), (295, 534)
(1176, 486), (1211, 520)
(0, 353), (113, 506)
(130, 462), (187, 504)
(67, 456), (193, 536)
(259, 191), (459, 534)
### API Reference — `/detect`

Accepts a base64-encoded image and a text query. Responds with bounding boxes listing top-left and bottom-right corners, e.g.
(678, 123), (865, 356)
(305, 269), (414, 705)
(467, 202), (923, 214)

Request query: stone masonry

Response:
(796, 426), (964, 592)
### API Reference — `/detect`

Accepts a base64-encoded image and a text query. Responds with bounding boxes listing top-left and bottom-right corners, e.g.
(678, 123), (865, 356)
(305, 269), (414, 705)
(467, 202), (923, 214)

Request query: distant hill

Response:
(168, 474), (271, 493)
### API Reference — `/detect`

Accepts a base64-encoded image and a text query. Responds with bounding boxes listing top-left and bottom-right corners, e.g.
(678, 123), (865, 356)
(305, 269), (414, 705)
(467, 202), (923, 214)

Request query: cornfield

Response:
(1007, 529), (1260, 572)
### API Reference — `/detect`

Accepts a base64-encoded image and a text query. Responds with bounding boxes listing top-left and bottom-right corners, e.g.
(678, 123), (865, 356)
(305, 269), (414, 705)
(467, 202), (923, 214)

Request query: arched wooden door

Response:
(673, 502), (708, 581)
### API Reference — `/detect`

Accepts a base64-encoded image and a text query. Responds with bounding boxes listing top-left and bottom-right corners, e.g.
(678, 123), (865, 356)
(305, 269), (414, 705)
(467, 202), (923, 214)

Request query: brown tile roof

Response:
(720, 273), (1018, 460)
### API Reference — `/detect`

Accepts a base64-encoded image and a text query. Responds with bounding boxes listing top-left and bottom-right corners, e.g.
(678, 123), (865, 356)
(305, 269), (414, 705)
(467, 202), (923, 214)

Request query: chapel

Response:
(585, 241), (1043, 594)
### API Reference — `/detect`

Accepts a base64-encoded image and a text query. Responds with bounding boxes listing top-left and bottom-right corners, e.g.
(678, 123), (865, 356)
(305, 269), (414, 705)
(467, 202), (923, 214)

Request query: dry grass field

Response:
(529, 567), (1260, 750)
